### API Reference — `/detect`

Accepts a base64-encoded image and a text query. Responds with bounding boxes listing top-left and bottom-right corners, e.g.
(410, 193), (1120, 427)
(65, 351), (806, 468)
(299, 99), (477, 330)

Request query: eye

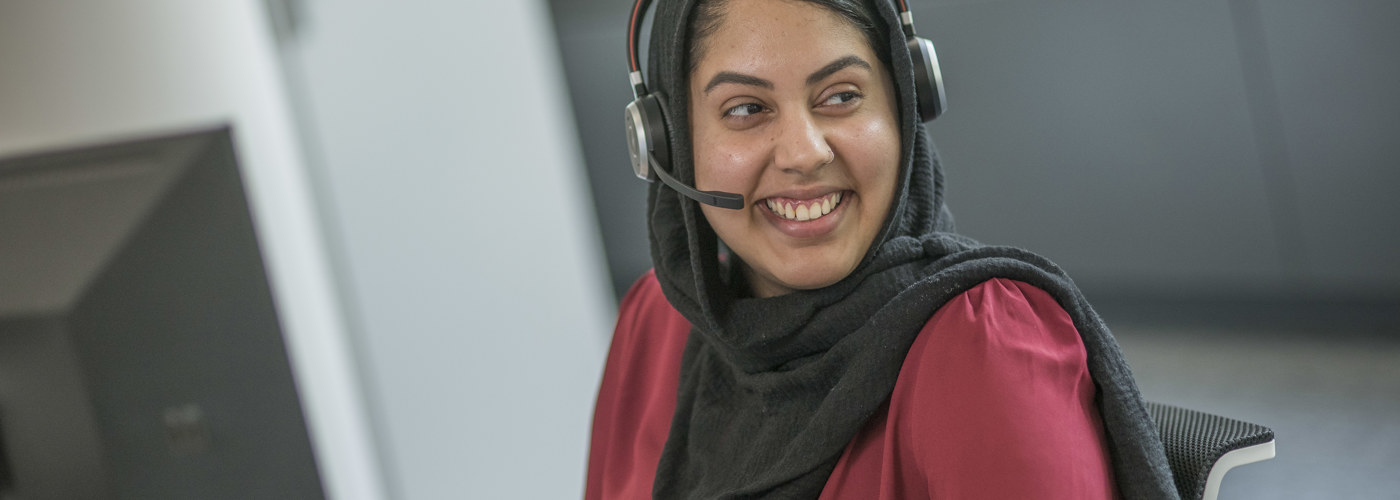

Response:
(724, 102), (766, 118)
(821, 91), (862, 107)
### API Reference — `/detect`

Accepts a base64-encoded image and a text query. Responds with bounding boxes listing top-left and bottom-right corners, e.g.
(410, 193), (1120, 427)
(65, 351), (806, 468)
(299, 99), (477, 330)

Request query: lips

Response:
(763, 191), (843, 222)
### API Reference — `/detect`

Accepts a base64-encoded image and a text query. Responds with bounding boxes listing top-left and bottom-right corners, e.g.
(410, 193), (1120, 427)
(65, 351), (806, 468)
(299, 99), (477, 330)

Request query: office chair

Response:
(1146, 401), (1275, 500)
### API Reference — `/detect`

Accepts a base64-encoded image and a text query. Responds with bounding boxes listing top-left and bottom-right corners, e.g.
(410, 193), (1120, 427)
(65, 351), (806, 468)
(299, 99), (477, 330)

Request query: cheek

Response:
(842, 120), (901, 193)
(855, 114), (900, 151)
(693, 132), (764, 192)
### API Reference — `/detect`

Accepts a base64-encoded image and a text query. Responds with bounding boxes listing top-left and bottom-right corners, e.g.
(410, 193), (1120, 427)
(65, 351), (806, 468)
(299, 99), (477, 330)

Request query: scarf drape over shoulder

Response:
(642, 0), (1180, 498)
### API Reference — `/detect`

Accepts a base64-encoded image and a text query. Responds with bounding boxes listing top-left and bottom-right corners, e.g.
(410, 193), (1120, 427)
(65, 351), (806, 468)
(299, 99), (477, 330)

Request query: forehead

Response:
(689, 0), (873, 78)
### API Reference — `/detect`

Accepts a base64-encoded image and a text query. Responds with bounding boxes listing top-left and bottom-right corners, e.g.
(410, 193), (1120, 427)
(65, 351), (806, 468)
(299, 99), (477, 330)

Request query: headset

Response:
(623, 0), (945, 210)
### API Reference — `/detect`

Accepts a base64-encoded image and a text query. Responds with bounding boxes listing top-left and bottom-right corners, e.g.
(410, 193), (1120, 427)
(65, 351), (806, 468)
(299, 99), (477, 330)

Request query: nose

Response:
(772, 110), (832, 175)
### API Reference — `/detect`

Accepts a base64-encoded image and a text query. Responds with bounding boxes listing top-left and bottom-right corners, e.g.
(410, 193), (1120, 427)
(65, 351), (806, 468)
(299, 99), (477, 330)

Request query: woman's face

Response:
(689, 0), (900, 298)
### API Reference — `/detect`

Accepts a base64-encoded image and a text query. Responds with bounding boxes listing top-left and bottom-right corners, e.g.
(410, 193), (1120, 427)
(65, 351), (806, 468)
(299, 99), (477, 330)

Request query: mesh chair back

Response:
(1146, 402), (1275, 500)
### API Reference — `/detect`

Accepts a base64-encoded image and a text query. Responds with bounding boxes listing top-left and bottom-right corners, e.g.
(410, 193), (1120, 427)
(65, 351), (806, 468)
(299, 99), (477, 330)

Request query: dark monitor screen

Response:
(0, 127), (325, 499)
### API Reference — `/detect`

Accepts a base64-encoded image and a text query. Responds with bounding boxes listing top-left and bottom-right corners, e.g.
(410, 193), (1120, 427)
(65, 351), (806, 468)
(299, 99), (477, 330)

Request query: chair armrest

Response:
(1145, 401), (1275, 500)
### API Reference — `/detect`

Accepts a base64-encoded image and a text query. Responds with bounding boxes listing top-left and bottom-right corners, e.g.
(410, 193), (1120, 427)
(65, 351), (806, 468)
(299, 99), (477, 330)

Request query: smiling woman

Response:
(587, 0), (1182, 499)
(689, 0), (900, 297)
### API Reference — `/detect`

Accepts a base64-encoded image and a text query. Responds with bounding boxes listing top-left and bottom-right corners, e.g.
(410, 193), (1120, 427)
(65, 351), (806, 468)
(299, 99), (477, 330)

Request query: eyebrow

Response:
(703, 72), (772, 95)
(806, 55), (872, 87)
(702, 55), (873, 95)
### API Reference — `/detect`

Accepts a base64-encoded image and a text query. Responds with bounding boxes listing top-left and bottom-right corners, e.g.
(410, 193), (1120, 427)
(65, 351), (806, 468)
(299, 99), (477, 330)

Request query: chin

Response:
(789, 269), (847, 290)
(751, 260), (856, 297)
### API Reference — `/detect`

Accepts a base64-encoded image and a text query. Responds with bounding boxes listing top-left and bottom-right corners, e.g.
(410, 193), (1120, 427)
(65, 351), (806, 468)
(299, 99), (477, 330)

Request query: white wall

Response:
(0, 2), (385, 499)
(279, 0), (614, 497)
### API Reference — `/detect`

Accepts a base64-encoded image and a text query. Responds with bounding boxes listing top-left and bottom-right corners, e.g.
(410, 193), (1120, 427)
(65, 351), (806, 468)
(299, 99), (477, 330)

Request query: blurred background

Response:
(0, 0), (1395, 499)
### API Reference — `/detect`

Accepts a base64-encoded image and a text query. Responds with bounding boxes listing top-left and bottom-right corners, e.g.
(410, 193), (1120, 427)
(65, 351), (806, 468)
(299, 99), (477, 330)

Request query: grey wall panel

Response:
(1257, 1), (1400, 294)
(920, 1), (1284, 293)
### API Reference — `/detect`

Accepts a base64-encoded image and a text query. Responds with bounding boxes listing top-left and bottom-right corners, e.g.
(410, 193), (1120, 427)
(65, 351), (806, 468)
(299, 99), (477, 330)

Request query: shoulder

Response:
(586, 271), (692, 500)
(879, 278), (1116, 498)
(619, 269), (668, 313)
(924, 278), (1076, 345)
(614, 270), (689, 347)
(895, 278), (1086, 412)
(607, 270), (690, 376)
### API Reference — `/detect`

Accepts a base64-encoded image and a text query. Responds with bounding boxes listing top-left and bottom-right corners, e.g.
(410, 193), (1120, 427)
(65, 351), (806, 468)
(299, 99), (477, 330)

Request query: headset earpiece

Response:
(896, 0), (946, 122)
(624, 92), (669, 181)
(624, 89), (745, 209)
(907, 35), (946, 121)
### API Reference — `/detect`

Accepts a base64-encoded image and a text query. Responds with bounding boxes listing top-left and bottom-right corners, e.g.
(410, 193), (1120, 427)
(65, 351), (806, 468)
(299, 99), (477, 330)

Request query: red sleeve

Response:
(584, 271), (690, 500)
(822, 278), (1118, 499)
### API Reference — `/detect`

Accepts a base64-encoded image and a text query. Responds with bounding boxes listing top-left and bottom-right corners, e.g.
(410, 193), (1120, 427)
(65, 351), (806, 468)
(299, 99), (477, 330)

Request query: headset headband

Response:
(627, 0), (652, 98)
(626, 0), (921, 98)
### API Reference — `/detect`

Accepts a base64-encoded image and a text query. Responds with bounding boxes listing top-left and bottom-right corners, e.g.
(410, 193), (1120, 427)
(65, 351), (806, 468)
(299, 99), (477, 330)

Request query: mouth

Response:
(762, 191), (844, 222)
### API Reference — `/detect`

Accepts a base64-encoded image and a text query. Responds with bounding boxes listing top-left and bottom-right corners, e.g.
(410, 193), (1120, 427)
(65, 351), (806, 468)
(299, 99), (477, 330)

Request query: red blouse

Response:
(585, 271), (1119, 499)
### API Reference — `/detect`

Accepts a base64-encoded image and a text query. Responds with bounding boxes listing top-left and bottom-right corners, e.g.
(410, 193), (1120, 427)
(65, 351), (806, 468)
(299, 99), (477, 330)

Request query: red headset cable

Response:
(628, 0), (649, 97)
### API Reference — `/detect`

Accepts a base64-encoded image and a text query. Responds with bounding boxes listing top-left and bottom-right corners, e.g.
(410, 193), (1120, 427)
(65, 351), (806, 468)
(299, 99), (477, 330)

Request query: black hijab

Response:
(642, 0), (1180, 498)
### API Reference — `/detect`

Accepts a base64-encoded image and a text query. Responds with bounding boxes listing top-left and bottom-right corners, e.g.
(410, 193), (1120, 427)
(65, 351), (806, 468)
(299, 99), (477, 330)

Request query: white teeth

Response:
(766, 192), (844, 222)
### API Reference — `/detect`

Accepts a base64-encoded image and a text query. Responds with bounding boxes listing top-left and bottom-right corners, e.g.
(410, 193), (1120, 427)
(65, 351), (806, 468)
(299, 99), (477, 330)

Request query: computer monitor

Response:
(0, 127), (325, 499)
